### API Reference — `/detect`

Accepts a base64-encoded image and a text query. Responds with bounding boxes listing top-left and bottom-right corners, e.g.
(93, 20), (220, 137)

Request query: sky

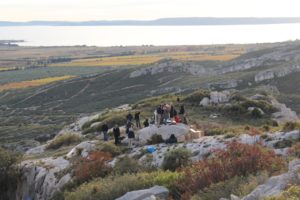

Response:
(1, 0), (300, 22)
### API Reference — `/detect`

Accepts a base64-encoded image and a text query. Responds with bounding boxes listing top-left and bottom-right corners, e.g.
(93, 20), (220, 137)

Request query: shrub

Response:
(251, 108), (263, 118)
(191, 172), (268, 200)
(274, 139), (293, 149)
(184, 90), (210, 104)
(147, 134), (165, 144)
(282, 121), (300, 132)
(97, 142), (127, 157)
(288, 143), (300, 158)
(266, 185), (300, 200)
(205, 128), (225, 136)
(113, 156), (142, 175)
(224, 104), (247, 115)
(0, 147), (21, 200)
(64, 171), (181, 200)
(173, 142), (285, 199)
(74, 151), (112, 183)
(46, 134), (81, 150)
(162, 148), (192, 171)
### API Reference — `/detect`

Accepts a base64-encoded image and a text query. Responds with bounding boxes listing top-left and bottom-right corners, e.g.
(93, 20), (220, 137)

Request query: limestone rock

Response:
(115, 185), (169, 200)
(66, 140), (98, 158)
(242, 159), (300, 200)
(210, 91), (231, 104)
(200, 97), (210, 107)
(137, 124), (190, 144)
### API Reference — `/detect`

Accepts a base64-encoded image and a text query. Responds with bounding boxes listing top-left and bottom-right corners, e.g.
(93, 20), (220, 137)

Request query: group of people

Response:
(100, 101), (187, 147)
(155, 103), (187, 126)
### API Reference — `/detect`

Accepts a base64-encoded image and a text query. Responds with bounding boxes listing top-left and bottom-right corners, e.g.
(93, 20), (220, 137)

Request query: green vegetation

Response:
(147, 134), (165, 144)
(0, 147), (22, 200)
(266, 185), (300, 200)
(191, 172), (268, 200)
(64, 171), (181, 200)
(162, 148), (192, 171)
(282, 121), (300, 132)
(46, 134), (81, 150)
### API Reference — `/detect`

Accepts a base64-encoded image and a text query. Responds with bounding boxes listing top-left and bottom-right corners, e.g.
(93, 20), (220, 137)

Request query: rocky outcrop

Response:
(66, 140), (98, 158)
(239, 159), (300, 200)
(16, 157), (71, 200)
(210, 91), (231, 104)
(271, 99), (299, 123)
(116, 185), (169, 200)
(255, 65), (300, 83)
(137, 124), (191, 144)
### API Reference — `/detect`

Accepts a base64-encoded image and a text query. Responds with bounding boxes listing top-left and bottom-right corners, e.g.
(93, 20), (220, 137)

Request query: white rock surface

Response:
(115, 185), (169, 200)
(137, 124), (190, 144)
(66, 140), (98, 158)
(210, 91), (231, 104)
(16, 157), (71, 200)
(241, 159), (300, 200)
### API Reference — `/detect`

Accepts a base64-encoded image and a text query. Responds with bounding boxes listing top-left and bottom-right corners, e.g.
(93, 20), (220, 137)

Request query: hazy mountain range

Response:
(1, 17), (300, 26)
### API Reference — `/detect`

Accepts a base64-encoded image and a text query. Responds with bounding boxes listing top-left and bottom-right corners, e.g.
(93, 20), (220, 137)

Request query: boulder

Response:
(137, 124), (190, 144)
(242, 159), (300, 200)
(210, 91), (231, 104)
(66, 140), (98, 158)
(115, 185), (169, 200)
(16, 157), (71, 200)
(200, 97), (210, 107)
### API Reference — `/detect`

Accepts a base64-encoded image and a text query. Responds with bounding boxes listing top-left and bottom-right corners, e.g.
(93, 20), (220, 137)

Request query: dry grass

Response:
(0, 67), (15, 72)
(0, 75), (75, 92)
(50, 51), (241, 67)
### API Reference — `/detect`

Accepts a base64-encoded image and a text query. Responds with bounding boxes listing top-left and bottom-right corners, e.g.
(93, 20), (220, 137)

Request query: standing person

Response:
(170, 105), (177, 119)
(134, 111), (141, 128)
(156, 105), (163, 127)
(113, 124), (120, 145)
(126, 112), (133, 123)
(101, 123), (109, 141)
(143, 118), (149, 127)
(128, 127), (135, 148)
(179, 105), (185, 115)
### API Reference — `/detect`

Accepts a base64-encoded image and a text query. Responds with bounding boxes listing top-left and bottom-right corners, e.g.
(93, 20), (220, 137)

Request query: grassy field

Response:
(0, 75), (75, 92)
(50, 52), (240, 67)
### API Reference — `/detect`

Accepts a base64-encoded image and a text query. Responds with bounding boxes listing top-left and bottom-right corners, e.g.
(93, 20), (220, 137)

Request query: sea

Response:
(1, 23), (300, 46)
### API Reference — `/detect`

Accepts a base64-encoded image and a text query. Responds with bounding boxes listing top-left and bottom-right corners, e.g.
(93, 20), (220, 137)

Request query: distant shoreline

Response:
(1, 17), (300, 26)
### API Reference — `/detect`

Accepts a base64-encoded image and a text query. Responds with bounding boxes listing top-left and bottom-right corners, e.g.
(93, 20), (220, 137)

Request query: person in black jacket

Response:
(166, 134), (178, 144)
(101, 123), (109, 141)
(179, 105), (185, 115)
(128, 127), (135, 148)
(113, 124), (121, 145)
(134, 111), (141, 128)
(126, 112), (133, 123)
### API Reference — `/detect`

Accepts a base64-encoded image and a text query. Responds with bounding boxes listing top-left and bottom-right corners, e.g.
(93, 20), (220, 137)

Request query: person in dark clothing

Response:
(177, 97), (180, 102)
(126, 112), (133, 123)
(101, 123), (109, 141)
(170, 105), (177, 118)
(126, 121), (132, 134)
(179, 105), (185, 115)
(166, 134), (178, 144)
(134, 111), (141, 128)
(128, 127), (135, 147)
(143, 119), (149, 127)
(113, 125), (121, 145)
(156, 105), (164, 126)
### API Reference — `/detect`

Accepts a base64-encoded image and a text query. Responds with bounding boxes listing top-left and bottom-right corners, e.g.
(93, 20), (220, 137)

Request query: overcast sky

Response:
(1, 0), (300, 21)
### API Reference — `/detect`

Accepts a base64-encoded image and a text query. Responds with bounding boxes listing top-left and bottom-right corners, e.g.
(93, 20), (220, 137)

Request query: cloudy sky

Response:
(1, 0), (300, 21)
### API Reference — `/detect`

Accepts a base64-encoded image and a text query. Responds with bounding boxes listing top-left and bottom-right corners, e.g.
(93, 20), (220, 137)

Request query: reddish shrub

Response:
(288, 143), (300, 158)
(74, 151), (112, 182)
(172, 142), (284, 199)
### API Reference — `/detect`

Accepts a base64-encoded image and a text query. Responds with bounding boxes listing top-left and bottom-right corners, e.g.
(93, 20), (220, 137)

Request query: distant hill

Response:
(1, 17), (300, 26)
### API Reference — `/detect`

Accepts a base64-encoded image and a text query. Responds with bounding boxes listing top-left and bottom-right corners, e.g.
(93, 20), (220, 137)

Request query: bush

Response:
(64, 171), (181, 200)
(282, 121), (300, 132)
(97, 142), (127, 157)
(205, 128), (225, 136)
(162, 148), (192, 171)
(191, 172), (268, 200)
(184, 90), (210, 104)
(288, 143), (300, 158)
(0, 147), (21, 200)
(46, 134), (81, 150)
(251, 108), (263, 118)
(266, 185), (300, 200)
(274, 139), (293, 149)
(224, 104), (247, 115)
(113, 156), (142, 175)
(74, 151), (112, 183)
(173, 142), (285, 199)
(147, 134), (165, 144)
